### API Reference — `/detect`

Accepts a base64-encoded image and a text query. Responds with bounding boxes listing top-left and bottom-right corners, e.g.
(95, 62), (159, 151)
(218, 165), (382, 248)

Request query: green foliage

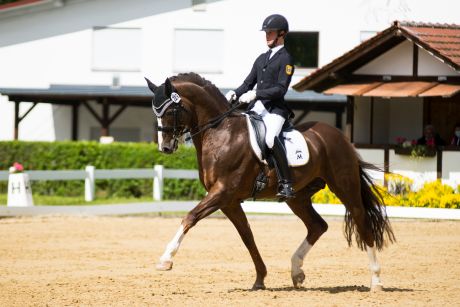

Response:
(0, 0), (20, 5)
(0, 141), (203, 200)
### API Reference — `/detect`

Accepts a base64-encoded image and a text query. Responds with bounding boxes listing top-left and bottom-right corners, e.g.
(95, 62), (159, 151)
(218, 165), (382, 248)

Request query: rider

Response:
(225, 14), (295, 199)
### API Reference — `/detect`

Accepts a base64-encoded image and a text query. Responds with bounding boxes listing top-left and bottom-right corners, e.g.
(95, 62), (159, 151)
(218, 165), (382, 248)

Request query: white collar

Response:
(269, 45), (284, 59)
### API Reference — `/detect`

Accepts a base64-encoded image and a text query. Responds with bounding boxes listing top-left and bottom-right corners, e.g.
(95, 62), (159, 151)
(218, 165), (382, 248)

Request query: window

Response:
(285, 32), (319, 68)
(173, 29), (224, 73)
(92, 27), (142, 72)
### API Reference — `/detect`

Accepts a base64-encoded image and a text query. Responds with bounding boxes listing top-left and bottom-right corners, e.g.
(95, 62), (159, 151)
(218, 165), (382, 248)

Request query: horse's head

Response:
(145, 77), (191, 154)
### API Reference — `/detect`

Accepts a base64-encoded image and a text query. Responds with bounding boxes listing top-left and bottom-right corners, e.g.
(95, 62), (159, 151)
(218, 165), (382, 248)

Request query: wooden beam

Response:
(413, 43), (419, 77)
(82, 101), (103, 124)
(18, 102), (37, 122)
(293, 110), (310, 125)
(108, 104), (128, 126)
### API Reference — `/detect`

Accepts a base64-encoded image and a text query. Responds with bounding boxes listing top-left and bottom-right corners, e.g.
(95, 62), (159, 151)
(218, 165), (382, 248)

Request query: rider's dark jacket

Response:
(235, 47), (295, 119)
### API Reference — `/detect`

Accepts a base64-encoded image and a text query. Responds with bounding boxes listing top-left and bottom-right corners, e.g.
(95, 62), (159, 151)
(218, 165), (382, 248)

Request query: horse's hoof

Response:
(252, 283), (266, 290)
(156, 261), (173, 271)
(370, 283), (383, 292)
(292, 271), (306, 288)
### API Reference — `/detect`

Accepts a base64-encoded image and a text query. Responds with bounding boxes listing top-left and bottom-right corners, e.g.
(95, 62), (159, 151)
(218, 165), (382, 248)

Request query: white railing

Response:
(0, 165), (199, 202)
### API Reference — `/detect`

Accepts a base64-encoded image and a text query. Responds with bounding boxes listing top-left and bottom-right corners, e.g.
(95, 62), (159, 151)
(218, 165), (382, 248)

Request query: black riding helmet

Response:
(260, 14), (289, 32)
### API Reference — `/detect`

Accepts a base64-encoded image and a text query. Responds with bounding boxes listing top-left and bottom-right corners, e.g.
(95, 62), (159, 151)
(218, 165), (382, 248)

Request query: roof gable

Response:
(293, 21), (460, 92)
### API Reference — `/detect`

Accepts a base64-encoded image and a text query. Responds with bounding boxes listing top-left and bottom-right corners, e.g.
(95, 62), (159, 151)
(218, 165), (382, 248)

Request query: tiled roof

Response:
(293, 21), (460, 92)
(400, 22), (460, 68)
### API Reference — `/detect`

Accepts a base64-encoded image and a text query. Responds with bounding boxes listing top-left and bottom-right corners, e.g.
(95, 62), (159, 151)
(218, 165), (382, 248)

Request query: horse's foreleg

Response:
(367, 245), (383, 291)
(221, 203), (267, 290)
(156, 186), (226, 271)
(156, 225), (185, 270)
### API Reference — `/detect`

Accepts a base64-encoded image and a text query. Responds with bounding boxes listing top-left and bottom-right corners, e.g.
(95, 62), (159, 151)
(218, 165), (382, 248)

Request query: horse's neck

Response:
(192, 115), (245, 167)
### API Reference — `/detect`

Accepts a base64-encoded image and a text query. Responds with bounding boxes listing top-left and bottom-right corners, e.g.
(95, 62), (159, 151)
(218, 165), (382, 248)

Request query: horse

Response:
(145, 73), (395, 291)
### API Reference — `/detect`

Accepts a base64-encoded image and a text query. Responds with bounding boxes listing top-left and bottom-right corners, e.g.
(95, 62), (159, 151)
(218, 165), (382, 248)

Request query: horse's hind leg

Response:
(286, 178), (328, 288)
(327, 173), (384, 291)
(221, 203), (267, 290)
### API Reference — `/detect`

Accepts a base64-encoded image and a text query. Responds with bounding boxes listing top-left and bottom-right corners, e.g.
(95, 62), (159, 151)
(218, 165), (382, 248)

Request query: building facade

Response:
(1, 0), (459, 142)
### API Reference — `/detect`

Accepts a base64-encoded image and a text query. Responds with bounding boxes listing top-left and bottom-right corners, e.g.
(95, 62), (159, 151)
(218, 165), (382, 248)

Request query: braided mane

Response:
(170, 73), (228, 106)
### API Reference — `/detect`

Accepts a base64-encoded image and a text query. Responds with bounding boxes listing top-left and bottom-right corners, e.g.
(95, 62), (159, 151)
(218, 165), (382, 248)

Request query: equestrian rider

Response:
(225, 14), (295, 199)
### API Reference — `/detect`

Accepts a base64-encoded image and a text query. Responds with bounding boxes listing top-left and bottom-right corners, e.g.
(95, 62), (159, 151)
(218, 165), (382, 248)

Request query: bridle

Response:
(153, 90), (244, 143)
(153, 91), (190, 141)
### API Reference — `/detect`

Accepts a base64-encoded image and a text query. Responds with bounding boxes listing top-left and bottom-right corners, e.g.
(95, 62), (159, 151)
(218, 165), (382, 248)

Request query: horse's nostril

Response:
(162, 146), (172, 154)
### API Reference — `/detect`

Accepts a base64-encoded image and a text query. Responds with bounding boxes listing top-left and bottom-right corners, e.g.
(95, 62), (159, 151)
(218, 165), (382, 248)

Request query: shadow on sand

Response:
(229, 285), (414, 294)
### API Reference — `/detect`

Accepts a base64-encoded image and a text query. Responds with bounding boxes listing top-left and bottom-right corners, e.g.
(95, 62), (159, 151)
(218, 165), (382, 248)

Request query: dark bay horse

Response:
(145, 73), (395, 291)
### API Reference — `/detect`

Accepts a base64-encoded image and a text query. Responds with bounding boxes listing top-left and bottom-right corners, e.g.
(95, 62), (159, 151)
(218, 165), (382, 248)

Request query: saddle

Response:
(245, 112), (309, 167)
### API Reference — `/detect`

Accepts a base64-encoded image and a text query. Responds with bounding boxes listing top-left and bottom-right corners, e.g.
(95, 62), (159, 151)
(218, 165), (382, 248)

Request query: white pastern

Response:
(367, 245), (383, 290)
(291, 239), (313, 279)
(159, 225), (185, 263)
(157, 118), (163, 151)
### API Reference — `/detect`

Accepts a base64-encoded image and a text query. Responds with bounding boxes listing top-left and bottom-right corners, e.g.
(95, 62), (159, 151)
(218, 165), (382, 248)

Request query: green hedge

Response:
(0, 141), (206, 200)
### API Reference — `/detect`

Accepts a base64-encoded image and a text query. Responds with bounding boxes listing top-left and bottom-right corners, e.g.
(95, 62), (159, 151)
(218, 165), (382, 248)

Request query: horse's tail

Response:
(344, 160), (396, 251)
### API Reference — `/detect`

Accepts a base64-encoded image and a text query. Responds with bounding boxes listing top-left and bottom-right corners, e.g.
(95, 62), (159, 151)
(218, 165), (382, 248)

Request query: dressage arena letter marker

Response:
(7, 173), (34, 207)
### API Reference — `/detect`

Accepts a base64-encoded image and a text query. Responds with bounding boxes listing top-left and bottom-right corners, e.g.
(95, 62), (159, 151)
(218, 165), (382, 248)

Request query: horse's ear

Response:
(144, 77), (157, 93)
(164, 78), (174, 96)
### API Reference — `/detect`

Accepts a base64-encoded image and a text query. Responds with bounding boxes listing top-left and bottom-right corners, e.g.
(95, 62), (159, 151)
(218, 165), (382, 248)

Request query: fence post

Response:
(85, 165), (95, 202)
(153, 165), (164, 201)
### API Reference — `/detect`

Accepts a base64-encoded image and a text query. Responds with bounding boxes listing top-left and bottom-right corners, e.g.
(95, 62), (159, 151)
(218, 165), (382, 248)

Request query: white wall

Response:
(354, 40), (413, 75)
(1, 0), (460, 141)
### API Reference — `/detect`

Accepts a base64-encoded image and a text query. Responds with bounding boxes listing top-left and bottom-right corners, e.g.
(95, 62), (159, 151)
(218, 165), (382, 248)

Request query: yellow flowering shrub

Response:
(311, 185), (341, 204)
(312, 179), (460, 209)
(439, 194), (460, 209)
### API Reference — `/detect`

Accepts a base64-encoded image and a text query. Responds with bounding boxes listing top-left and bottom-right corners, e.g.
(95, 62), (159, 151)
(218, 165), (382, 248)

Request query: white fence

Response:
(0, 165), (199, 202)
(2, 166), (460, 219)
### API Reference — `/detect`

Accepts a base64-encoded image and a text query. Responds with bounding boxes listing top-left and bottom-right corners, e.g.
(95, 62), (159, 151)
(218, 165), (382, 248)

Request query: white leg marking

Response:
(291, 239), (312, 287)
(367, 245), (383, 291)
(157, 118), (163, 151)
(159, 225), (185, 263)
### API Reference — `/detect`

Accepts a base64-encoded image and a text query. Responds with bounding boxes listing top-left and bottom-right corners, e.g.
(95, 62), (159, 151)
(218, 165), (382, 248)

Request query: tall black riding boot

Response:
(270, 136), (295, 199)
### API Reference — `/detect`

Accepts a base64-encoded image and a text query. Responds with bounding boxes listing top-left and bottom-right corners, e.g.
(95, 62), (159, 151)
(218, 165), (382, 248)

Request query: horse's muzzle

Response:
(160, 138), (178, 154)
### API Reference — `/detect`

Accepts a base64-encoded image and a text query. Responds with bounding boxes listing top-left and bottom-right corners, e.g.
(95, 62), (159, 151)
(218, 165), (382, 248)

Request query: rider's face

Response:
(265, 30), (278, 46)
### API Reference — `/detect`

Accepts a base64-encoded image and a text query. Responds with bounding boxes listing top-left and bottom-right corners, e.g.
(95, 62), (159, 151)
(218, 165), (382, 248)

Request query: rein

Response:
(185, 102), (244, 142)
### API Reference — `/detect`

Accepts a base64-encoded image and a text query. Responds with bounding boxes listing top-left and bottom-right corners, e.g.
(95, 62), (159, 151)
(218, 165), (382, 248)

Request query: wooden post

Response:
(345, 96), (354, 142)
(383, 145), (390, 188)
(370, 97), (374, 144)
(71, 103), (80, 141)
(101, 99), (109, 137)
(14, 101), (19, 140)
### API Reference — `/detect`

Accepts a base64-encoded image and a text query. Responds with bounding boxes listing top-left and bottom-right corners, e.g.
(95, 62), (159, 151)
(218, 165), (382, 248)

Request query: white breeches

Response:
(250, 100), (285, 148)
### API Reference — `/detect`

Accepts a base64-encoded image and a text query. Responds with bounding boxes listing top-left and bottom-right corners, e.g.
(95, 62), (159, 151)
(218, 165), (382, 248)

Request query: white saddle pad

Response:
(245, 114), (309, 167)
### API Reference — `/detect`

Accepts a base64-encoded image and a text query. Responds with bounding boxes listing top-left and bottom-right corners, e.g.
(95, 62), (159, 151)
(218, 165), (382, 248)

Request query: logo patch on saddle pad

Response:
(245, 115), (309, 167)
